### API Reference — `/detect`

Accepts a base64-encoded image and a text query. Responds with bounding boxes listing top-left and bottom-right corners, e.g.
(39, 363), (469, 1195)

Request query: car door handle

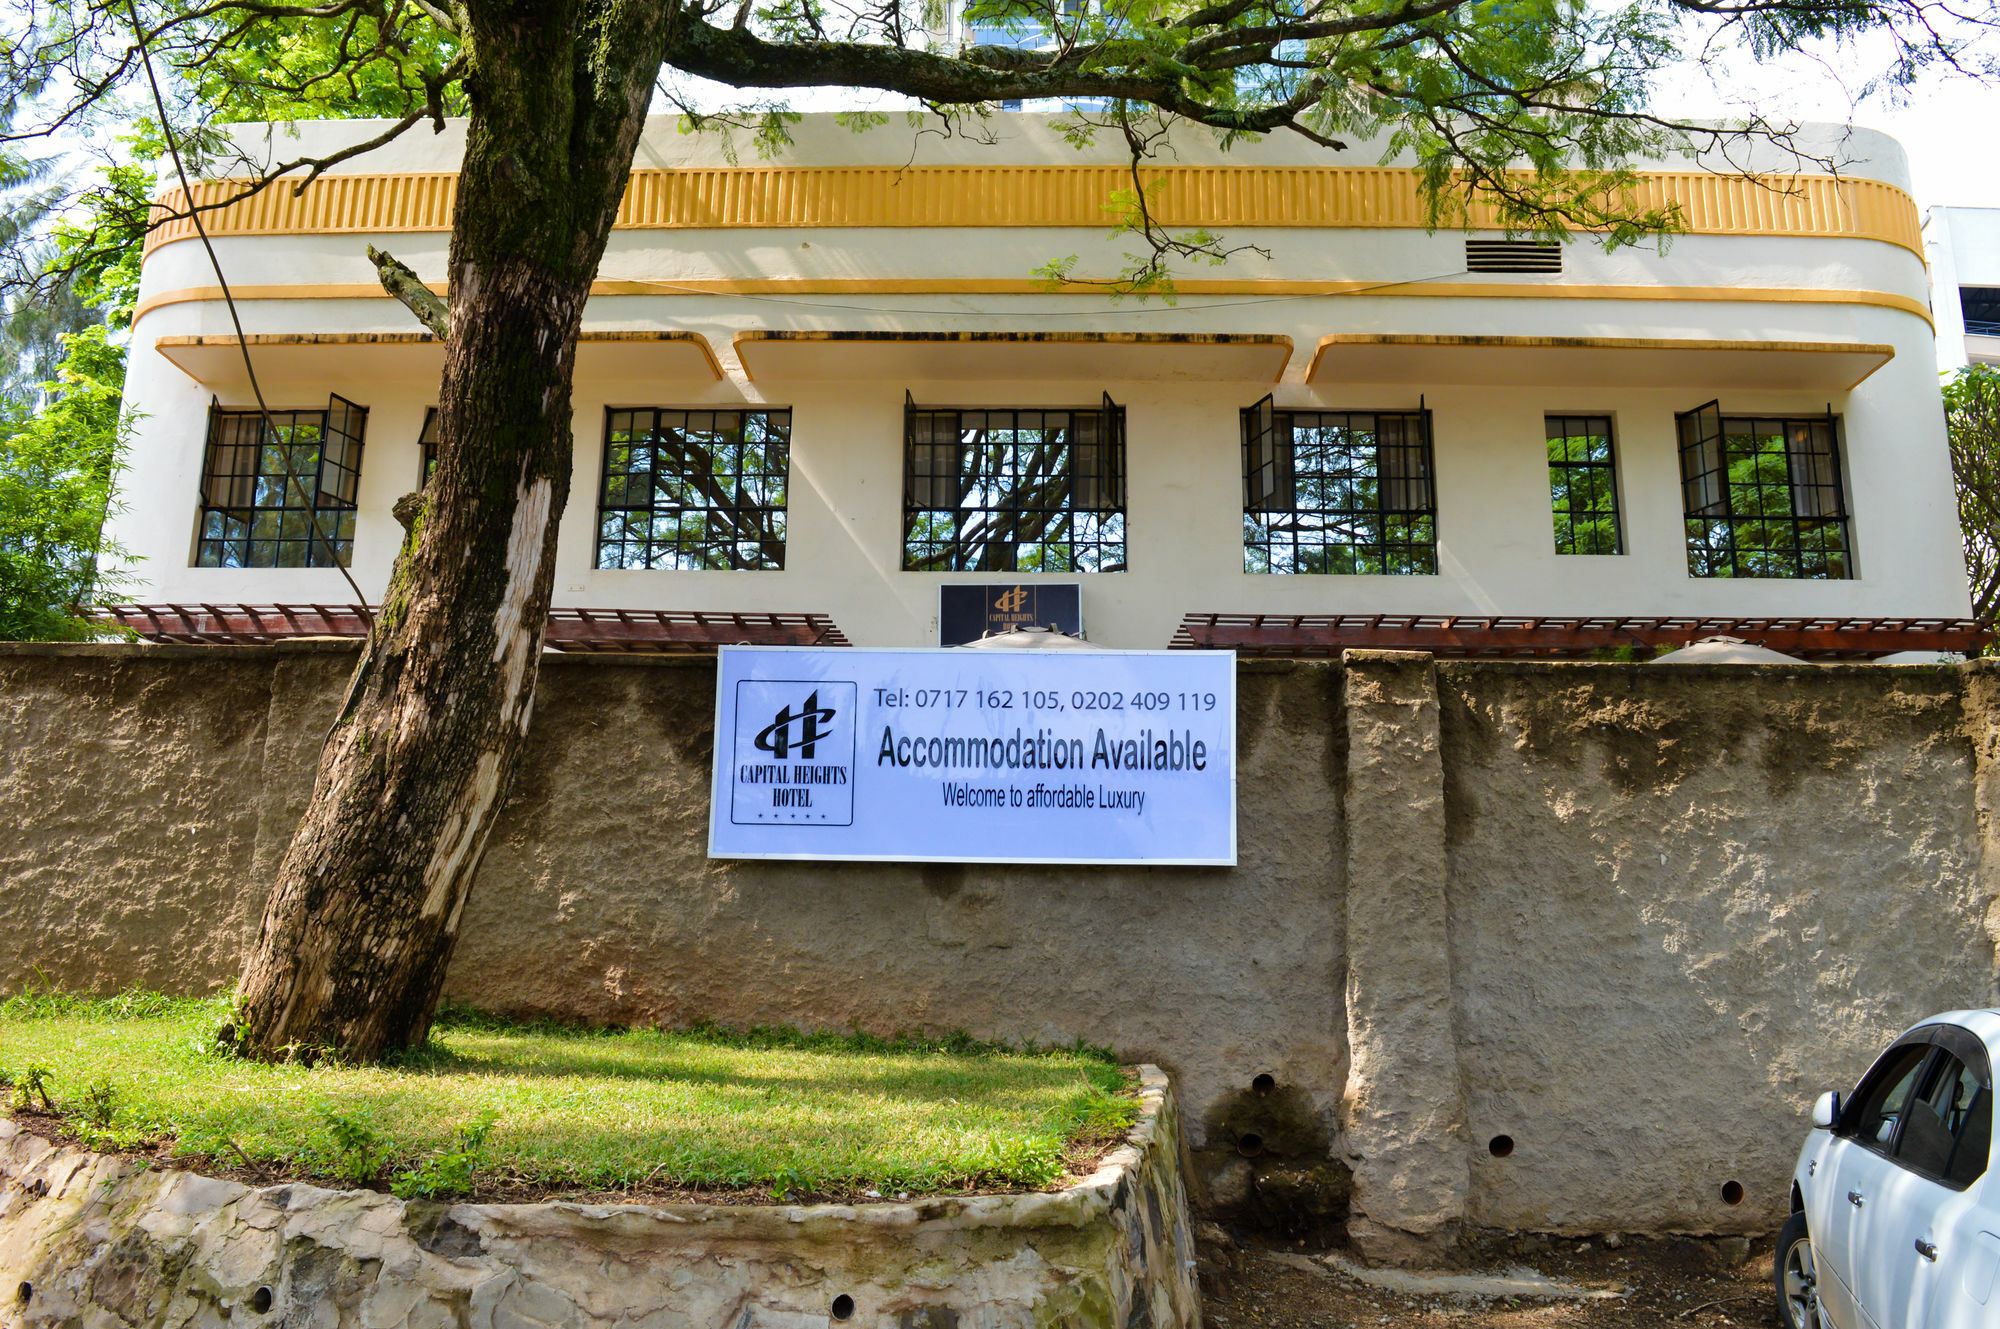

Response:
(1848, 1191), (1865, 1207)
(1916, 1239), (1937, 1262)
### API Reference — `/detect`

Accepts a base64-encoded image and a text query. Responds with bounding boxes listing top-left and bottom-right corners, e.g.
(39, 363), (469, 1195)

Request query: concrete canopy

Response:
(155, 330), (724, 396)
(1304, 334), (1894, 391)
(731, 330), (1294, 383)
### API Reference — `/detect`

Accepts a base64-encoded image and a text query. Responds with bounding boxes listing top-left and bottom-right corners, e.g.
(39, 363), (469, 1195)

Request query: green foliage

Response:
(0, 979), (208, 1022)
(392, 1107), (499, 1198)
(1590, 642), (1673, 662)
(10, 0), (1987, 309)
(3, 991), (1135, 1197)
(11, 1066), (54, 1111)
(1946, 365), (2000, 630)
(0, 324), (134, 640)
(0, 87), (103, 410)
(318, 1104), (393, 1185)
(80, 1078), (120, 1130)
(50, 161), (155, 332)
(188, 5), (464, 126)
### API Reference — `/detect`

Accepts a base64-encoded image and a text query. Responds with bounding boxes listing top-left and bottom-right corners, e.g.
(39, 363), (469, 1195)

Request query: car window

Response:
(1946, 1082), (1991, 1188)
(1897, 1052), (1967, 1178)
(1849, 1043), (1931, 1152)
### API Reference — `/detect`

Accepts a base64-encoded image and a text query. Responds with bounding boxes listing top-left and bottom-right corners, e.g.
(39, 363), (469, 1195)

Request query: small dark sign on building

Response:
(939, 583), (1083, 646)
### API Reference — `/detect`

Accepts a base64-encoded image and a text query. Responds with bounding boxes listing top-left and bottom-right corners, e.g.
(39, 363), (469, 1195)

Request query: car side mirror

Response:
(1813, 1090), (1841, 1130)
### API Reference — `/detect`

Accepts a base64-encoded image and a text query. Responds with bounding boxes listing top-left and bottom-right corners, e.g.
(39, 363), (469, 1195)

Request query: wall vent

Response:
(1465, 239), (1562, 273)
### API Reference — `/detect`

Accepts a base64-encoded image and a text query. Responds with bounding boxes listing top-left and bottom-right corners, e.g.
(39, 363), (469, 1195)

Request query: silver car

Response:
(1778, 1010), (2000, 1329)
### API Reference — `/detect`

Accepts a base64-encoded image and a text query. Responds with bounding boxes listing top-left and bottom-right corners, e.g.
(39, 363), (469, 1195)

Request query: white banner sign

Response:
(708, 647), (1236, 865)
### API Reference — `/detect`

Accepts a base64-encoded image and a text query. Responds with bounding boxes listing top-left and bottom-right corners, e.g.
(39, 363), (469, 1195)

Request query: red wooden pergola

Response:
(1169, 613), (1991, 660)
(99, 604), (851, 652)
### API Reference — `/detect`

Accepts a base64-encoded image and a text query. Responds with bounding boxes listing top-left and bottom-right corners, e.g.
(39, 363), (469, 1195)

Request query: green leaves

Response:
(393, 1107), (500, 1198)
(190, 2), (465, 127)
(0, 324), (134, 641)
(1945, 365), (2000, 629)
(319, 1104), (394, 1186)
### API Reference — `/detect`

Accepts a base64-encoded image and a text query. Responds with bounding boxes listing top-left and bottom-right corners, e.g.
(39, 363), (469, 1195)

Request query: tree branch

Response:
(368, 246), (450, 338)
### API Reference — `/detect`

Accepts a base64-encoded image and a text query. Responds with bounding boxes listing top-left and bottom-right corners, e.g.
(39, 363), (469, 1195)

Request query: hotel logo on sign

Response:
(730, 679), (856, 826)
(754, 690), (835, 760)
(938, 583), (1082, 646)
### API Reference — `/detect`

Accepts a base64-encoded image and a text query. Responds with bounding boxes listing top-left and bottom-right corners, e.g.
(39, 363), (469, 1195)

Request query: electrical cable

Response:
(127, 0), (373, 622)
(617, 269), (1477, 317)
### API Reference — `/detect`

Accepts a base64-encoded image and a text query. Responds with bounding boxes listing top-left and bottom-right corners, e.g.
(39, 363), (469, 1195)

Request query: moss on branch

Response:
(368, 246), (451, 340)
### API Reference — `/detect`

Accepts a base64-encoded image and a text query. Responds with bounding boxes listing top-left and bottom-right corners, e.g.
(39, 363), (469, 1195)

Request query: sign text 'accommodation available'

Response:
(708, 647), (1236, 864)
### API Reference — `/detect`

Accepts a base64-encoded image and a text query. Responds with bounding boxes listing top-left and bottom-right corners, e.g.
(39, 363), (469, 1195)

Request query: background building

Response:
(1926, 205), (2000, 372)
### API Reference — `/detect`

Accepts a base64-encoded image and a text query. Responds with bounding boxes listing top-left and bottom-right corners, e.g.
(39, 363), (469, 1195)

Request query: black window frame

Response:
(1676, 400), (1852, 580)
(194, 394), (368, 569)
(901, 392), (1127, 573)
(592, 406), (792, 572)
(1962, 287), (2000, 338)
(1545, 413), (1623, 556)
(1241, 396), (1438, 576)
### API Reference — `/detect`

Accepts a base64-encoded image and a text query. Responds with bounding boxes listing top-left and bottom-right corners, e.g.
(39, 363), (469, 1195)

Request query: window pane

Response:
(1898, 1053), (1970, 1178)
(1243, 409), (1435, 575)
(592, 408), (791, 570)
(1547, 416), (1621, 556)
(1948, 1088), (1991, 1187)
(902, 404), (1125, 572)
(195, 405), (365, 568)
(1678, 407), (1850, 580)
(1851, 1044), (1931, 1152)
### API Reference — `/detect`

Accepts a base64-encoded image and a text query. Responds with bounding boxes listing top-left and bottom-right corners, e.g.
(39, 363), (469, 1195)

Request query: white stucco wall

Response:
(107, 114), (1972, 648)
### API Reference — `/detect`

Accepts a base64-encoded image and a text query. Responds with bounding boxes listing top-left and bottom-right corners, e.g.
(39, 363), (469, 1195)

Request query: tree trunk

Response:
(229, 0), (668, 1061)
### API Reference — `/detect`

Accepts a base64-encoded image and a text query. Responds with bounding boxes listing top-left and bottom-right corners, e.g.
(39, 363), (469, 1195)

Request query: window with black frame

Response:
(1241, 397), (1436, 574)
(594, 407), (790, 570)
(1677, 401), (1851, 579)
(194, 395), (367, 568)
(902, 395), (1126, 572)
(1546, 415), (1622, 555)
(1962, 287), (2000, 338)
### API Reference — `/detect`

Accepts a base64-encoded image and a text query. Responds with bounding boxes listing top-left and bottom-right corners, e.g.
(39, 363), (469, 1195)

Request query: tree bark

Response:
(229, 0), (669, 1060)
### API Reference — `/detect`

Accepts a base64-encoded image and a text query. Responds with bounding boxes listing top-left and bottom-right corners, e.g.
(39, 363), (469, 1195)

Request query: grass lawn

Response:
(0, 991), (1135, 1203)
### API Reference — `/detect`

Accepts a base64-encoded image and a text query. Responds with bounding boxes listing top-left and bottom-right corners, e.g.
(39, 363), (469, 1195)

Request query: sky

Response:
(1647, 35), (2000, 216)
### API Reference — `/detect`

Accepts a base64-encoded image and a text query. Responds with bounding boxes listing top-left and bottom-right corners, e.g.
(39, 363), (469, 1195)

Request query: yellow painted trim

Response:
(131, 277), (1936, 330)
(142, 165), (1926, 260)
(1302, 332), (1900, 384)
(150, 327), (725, 379)
(731, 329), (1295, 383)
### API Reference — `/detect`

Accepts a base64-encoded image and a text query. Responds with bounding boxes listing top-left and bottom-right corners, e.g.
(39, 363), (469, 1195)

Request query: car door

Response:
(1821, 1038), (1935, 1329)
(1840, 1026), (1996, 1329)
(1855, 1041), (1978, 1329)
(1917, 1029), (1996, 1329)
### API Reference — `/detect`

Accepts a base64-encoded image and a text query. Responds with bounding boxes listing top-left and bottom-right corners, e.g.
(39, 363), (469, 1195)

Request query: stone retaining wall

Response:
(0, 1068), (1198, 1328)
(4, 643), (1999, 1255)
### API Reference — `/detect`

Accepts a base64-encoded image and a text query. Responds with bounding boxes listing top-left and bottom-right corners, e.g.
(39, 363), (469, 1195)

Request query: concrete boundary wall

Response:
(4, 642), (1998, 1254)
